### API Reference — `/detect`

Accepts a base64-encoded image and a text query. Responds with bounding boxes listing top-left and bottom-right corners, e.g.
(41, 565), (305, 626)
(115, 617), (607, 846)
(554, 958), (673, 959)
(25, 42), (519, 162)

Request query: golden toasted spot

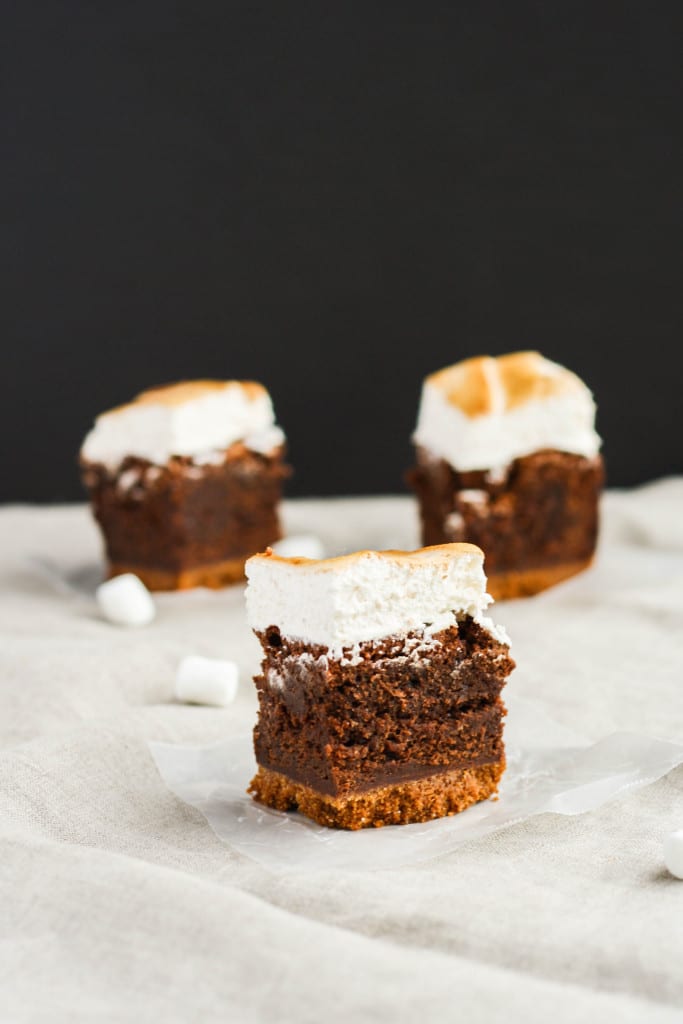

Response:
(427, 352), (584, 417)
(101, 380), (267, 416)
(248, 542), (483, 572)
(428, 357), (495, 417)
(135, 380), (266, 407)
(497, 352), (578, 410)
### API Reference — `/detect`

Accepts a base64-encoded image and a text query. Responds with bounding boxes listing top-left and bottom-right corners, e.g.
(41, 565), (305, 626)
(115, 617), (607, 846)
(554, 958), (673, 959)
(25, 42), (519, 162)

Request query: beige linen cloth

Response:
(1, 481), (682, 1023)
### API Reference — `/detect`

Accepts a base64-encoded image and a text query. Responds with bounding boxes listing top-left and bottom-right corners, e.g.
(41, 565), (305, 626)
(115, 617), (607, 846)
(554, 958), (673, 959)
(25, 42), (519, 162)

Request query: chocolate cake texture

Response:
(410, 352), (604, 599)
(81, 380), (289, 590)
(246, 544), (514, 830)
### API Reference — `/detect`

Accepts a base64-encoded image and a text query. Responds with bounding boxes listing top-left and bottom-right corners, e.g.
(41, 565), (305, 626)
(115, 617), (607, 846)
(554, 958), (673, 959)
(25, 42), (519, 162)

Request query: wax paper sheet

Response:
(150, 695), (683, 872)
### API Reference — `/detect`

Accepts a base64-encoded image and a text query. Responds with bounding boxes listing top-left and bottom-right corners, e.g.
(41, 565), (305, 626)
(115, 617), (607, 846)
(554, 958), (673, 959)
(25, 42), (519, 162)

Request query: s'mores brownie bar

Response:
(410, 352), (604, 599)
(246, 544), (513, 830)
(81, 380), (289, 590)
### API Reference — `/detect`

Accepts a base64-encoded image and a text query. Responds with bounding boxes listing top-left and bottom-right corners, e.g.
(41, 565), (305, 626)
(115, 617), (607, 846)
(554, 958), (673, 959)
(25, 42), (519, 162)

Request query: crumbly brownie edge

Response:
(408, 447), (603, 584)
(84, 443), (288, 587)
(108, 556), (248, 591)
(252, 620), (513, 796)
(248, 759), (505, 830)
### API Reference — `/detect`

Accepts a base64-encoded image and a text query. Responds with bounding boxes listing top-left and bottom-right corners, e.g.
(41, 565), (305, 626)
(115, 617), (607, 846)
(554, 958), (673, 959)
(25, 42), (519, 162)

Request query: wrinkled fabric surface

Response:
(1, 482), (682, 1023)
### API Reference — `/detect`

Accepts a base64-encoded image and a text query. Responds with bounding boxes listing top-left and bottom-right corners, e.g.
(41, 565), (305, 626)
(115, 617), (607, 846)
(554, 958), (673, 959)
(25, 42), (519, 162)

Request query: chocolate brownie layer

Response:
(409, 448), (604, 588)
(82, 443), (289, 588)
(249, 759), (505, 830)
(252, 617), (513, 799)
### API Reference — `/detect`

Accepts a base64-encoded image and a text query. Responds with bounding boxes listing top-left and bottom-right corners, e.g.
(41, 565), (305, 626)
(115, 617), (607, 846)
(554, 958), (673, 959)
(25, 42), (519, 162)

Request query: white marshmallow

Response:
(663, 830), (683, 880)
(174, 655), (239, 707)
(414, 352), (601, 472)
(271, 535), (326, 560)
(96, 574), (156, 627)
(82, 381), (281, 470)
(243, 425), (286, 455)
(246, 544), (508, 651)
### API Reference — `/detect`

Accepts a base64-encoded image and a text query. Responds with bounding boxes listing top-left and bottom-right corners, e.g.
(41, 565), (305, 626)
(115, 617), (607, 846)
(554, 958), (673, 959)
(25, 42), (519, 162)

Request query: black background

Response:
(3, 2), (681, 501)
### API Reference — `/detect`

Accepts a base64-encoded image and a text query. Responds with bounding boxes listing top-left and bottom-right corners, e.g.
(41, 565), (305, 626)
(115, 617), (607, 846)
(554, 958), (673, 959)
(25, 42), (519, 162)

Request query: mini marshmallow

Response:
(663, 830), (683, 880)
(96, 573), (156, 627)
(175, 655), (239, 707)
(271, 535), (325, 560)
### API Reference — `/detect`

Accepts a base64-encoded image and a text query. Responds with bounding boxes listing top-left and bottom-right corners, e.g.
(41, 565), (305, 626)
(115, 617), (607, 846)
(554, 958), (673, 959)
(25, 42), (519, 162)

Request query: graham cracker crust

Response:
(487, 557), (594, 601)
(248, 760), (505, 830)
(107, 557), (247, 591)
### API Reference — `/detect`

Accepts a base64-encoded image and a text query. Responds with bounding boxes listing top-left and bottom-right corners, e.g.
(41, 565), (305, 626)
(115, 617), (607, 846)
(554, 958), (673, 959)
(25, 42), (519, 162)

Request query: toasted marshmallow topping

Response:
(81, 380), (284, 469)
(413, 351), (601, 472)
(246, 544), (507, 651)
